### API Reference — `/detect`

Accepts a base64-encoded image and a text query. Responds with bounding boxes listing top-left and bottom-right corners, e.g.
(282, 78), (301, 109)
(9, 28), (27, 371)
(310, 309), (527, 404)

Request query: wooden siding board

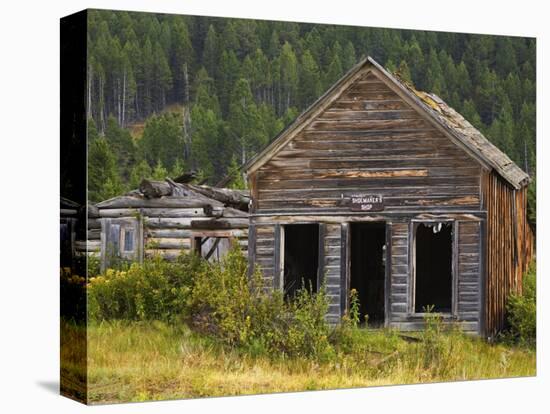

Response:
(483, 171), (534, 336)
(340, 223), (349, 317)
(256, 74), (482, 216)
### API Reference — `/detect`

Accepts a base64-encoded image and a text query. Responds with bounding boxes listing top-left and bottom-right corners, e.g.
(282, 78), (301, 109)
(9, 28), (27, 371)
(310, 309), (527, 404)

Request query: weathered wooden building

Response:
(93, 179), (249, 270)
(245, 56), (534, 337)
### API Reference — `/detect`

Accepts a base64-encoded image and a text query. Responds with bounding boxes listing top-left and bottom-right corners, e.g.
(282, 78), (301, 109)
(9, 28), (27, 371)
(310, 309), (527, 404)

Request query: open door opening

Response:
(350, 222), (386, 326)
(414, 222), (453, 313)
(283, 224), (319, 299)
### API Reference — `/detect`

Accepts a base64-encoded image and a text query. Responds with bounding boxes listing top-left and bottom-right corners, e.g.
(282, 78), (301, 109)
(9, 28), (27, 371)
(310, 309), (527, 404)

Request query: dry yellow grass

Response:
(68, 320), (536, 404)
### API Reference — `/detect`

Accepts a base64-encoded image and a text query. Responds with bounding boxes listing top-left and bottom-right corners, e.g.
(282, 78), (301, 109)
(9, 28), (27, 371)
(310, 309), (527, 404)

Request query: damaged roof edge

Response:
(244, 55), (530, 191)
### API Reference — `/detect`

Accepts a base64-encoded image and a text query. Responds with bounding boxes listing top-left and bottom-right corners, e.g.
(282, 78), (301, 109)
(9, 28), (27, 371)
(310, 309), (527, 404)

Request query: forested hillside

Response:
(86, 9), (536, 220)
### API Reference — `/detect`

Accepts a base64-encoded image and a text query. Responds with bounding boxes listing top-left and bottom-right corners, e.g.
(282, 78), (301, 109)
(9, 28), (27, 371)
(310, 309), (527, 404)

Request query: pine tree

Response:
(299, 50), (321, 107)
(171, 19), (194, 103)
(152, 42), (173, 110)
(324, 50), (343, 90)
(279, 42), (298, 111)
(152, 159), (169, 180)
(190, 105), (220, 180)
(105, 116), (136, 182)
(227, 155), (246, 189)
(397, 60), (412, 83)
(217, 50), (241, 114)
(129, 159), (153, 189)
(202, 25), (218, 78)
(88, 138), (123, 202)
(139, 113), (183, 171)
(462, 99), (483, 130)
(228, 79), (266, 165)
(342, 41), (357, 71)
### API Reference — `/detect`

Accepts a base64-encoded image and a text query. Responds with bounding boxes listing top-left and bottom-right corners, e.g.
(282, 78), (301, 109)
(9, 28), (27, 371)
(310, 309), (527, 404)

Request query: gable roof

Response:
(244, 56), (530, 190)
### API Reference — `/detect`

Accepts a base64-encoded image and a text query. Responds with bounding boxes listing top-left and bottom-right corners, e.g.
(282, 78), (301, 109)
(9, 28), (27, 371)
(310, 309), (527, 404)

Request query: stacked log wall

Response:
(97, 206), (248, 263)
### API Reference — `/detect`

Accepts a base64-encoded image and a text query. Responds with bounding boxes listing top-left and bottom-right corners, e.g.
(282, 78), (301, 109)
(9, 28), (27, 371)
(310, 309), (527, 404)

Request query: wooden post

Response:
(384, 222), (392, 328)
(340, 223), (349, 317)
(317, 224), (326, 289)
(248, 224), (256, 279)
(273, 224), (282, 290)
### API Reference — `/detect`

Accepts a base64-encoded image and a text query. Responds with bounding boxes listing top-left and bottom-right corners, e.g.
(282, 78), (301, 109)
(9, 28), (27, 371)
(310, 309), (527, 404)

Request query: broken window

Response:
(103, 218), (139, 270)
(283, 224), (319, 299)
(414, 222), (453, 313)
(122, 228), (135, 252)
(194, 236), (232, 263)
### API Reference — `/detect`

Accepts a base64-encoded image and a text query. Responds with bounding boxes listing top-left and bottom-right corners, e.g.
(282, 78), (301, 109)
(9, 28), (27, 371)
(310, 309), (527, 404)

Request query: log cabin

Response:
(93, 179), (249, 271)
(244, 56), (534, 337)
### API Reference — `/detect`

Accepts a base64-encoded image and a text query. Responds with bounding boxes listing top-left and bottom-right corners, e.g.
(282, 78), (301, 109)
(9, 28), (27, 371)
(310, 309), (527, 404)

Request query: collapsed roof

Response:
(95, 178), (250, 215)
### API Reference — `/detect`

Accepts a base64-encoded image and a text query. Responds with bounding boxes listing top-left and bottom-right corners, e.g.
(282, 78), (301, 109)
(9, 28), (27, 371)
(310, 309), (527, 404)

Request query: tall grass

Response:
(82, 249), (536, 403)
(84, 320), (535, 403)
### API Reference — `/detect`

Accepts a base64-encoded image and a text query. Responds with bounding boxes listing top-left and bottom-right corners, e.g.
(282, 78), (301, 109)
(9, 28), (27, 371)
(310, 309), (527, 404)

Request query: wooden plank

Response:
(340, 223), (349, 318)
(385, 222), (392, 327)
(479, 218), (487, 336)
(259, 186), (480, 201)
(306, 119), (431, 132)
(299, 129), (446, 142)
(319, 109), (420, 121)
(97, 196), (223, 209)
(329, 99), (410, 111)
(273, 224), (281, 290)
(146, 238), (191, 250)
(248, 224), (256, 278)
(318, 224), (326, 289)
(257, 176), (480, 191)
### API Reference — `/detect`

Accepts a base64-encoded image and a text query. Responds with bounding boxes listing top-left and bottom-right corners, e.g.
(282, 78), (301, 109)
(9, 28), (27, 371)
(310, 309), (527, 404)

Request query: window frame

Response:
(276, 222), (324, 295)
(191, 230), (235, 263)
(409, 219), (459, 318)
(101, 216), (142, 271)
(120, 227), (136, 255)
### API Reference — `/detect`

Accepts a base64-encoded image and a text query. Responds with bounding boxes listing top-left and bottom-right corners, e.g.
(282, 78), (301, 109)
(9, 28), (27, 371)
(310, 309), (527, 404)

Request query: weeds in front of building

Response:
(60, 247), (535, 402)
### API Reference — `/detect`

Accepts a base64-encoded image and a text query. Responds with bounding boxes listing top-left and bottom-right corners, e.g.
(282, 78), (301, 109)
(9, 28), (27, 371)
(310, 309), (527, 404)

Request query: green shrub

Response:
(330, 288), (361, 354)
(420, 306), (446, 369)
(414, 306), (464, 377)
(87, 253), (202, 322)
(506, 261), (536, 347)
(190, 246), (333, 359)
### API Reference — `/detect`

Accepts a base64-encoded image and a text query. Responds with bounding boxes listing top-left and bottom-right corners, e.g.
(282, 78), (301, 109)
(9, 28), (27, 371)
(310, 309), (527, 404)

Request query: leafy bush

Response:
(397, 305), (464, 378)
(190, 246), (333, 359)
(330, 288), (361, 354)
(506, 261), (536, 347)
(88, 253), (202, 322)
(419, 307), (446, 370)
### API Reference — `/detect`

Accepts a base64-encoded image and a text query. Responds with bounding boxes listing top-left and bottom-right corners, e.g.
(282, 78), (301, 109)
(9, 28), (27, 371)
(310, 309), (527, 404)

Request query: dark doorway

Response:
(283, 224), (319, 299)
(414, 222), (453, 313)
(350, 222), (386, 326)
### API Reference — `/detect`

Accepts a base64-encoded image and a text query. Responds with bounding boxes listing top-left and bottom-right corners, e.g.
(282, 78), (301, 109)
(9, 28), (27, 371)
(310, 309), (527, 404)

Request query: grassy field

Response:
(74, 320), (536, 404)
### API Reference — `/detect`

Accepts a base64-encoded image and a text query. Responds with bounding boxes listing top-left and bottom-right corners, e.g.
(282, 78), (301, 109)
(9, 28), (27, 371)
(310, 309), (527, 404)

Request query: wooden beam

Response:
(273, 224), (282, 290)
(317, 224), (326, 290)
(340, 223), (349, 317)
(139, 179), (172, 198)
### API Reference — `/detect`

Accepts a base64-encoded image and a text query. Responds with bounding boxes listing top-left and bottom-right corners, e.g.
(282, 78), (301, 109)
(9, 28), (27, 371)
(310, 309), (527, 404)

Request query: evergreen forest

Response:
(86, 10), (536, 220)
